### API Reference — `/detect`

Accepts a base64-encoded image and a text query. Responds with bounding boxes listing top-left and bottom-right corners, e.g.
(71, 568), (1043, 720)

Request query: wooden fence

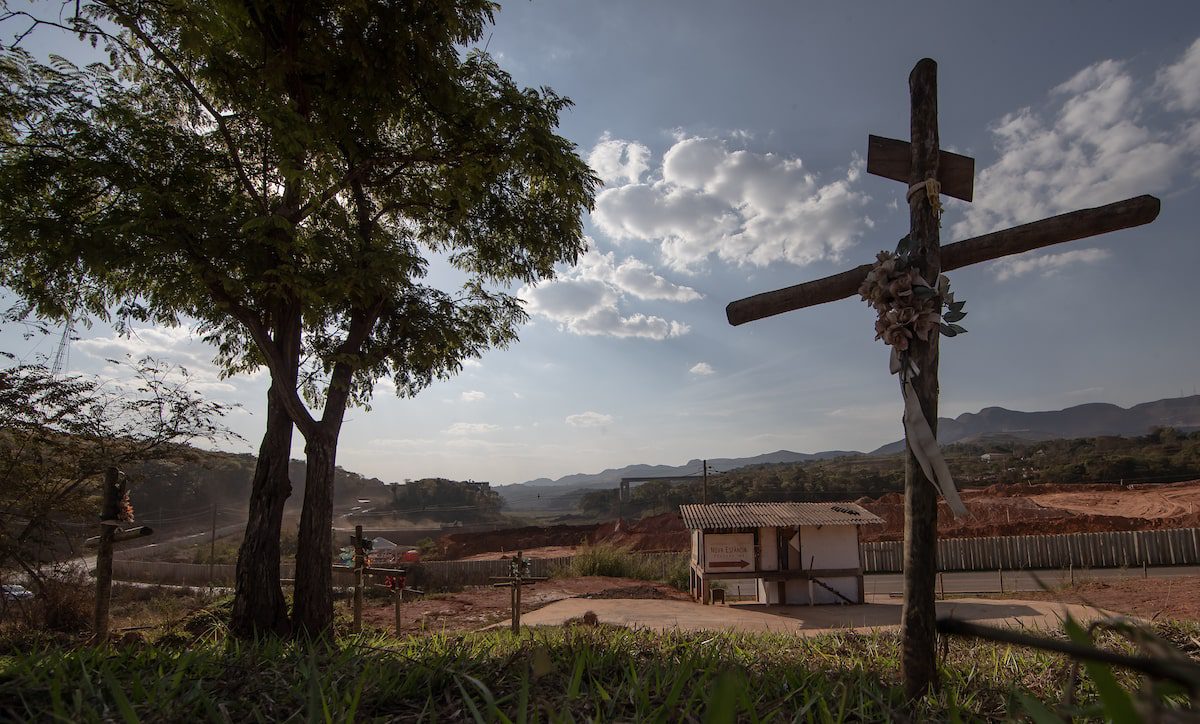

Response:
(111, 560), (360, 588)
(111, 529), (1200, 588)
(111, 552), (686, 591)
(860, 527), (1200, 573)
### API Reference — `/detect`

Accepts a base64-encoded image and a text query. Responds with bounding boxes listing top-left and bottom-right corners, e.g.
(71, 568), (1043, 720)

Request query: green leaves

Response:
(937, 274), (968, 338)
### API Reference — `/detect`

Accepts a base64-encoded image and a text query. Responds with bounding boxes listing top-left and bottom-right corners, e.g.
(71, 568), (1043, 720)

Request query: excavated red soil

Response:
(435, 480), (1200, 557)
(433, 512), (688, 559)
(857, 479), (1200, 542)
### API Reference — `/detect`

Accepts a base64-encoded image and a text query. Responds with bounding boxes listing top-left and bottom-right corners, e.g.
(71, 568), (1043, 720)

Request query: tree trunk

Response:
(291, 429), (337, 637)
(229, 386), (295, 638)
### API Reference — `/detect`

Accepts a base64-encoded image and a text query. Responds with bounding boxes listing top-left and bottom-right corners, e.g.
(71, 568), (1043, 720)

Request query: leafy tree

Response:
(0, 1), (595, 636)
(0, 356), (234, 592)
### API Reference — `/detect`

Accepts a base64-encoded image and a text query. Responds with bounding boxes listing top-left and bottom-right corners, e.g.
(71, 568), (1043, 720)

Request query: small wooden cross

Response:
(726, 58), (1160, 698)
(490, 551), (547, 633)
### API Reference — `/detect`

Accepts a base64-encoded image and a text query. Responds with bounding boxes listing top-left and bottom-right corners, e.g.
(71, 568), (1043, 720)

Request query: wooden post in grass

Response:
(92, 467), (124, 640)
(513, 563), (522, 633)
(352, 524), (364, 633)
(394, 588), (402, 633)
(724, 58), (1161, 697)
(490, 550), (546, 634)
(208, 503), (217, 586)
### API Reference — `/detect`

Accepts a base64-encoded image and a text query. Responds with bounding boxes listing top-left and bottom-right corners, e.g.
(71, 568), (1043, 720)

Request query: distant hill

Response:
(500, 450), (859, 511)
(501, 395), (1200, 512)
(518, 450), (858, 489)
(870, 395), (1200, 455)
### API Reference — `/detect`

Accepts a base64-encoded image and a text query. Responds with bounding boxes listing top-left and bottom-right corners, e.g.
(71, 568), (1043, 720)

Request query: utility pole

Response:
(702, 459), (708, 505)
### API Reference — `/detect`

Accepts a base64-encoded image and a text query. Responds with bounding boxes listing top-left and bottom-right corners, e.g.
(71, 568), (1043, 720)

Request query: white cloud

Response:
(592, 134), (872, 270)
(588, 134), (652, 186)
(75, 325), (241, 394)
(520, 247), (696, 340)
(460, 390), (486, 402)
(991, 247), (1111, 281)
(1156, 37), (1200, 112)
(953, 50), (1196, 239)
(444, 422), (500, 435)
(689, 362), (715, 376)
(565, 411), (613, 428)
(368, 437), (436, 449)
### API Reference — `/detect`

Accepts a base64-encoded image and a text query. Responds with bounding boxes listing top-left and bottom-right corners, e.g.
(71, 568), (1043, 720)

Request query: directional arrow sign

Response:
(704, 533), (754, 572)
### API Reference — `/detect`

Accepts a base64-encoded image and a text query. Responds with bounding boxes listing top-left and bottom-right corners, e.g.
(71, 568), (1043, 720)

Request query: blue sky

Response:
(4, 2), (1200, 485)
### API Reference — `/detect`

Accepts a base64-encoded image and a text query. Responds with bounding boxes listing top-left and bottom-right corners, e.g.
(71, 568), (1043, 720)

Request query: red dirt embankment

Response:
(434, 480), (1200, 557)
(857, 479), (1200, 542)
(434, 512), (688, 559)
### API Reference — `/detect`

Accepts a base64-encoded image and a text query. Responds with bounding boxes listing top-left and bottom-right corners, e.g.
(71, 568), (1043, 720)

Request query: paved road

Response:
(56, 522), (246, 574)
(865, 565), (1200, 596)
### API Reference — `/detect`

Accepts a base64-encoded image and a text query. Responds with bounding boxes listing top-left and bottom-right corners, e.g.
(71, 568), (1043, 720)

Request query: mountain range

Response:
(869, 395), (1200, 455)
(499, 395), (1200, 510)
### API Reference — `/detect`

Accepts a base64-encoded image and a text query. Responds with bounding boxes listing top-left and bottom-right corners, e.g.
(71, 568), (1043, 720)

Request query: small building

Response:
(680, 502), (884, 606)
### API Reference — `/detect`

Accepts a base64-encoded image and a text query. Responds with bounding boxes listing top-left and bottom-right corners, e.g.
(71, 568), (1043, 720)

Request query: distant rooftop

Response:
(679, 502), (884, 530)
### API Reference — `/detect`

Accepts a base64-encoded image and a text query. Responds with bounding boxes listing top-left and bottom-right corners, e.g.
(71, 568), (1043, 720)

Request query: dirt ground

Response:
(357, 573), (1200, 635)
(985, 574), (1200, 622)
(359, 576), (690, 634)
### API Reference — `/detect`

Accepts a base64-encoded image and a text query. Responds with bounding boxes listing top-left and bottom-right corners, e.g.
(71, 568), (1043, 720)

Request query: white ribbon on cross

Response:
(890, 347), (968, 518)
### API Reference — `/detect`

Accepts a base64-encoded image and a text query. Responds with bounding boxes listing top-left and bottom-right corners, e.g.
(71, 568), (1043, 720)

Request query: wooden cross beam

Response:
(724, 58), (1161, 698)
(726, 195), (1159, 325)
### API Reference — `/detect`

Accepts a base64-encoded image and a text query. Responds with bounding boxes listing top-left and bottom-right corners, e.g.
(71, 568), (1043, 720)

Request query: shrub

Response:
(565, 545), (690, 590)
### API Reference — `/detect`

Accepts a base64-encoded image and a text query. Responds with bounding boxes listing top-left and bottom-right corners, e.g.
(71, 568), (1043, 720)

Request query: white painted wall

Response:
(799, 525), (860, 570)
(758, 526), (778, 571)
(780, 525), (862, 604)
(757, 578), (780, 604)
(782, 576), (859, 604)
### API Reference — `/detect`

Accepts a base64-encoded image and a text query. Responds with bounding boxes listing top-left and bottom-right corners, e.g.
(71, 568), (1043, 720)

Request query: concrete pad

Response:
(515, 594), (1110, 635)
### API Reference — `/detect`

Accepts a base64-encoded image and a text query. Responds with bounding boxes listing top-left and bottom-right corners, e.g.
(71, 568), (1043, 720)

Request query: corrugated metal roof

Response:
(679, 502), (884, 530)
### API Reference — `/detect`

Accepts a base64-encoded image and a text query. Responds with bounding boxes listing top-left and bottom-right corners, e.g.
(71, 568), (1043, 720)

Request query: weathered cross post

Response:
(490, 550), (546, 633)
(92, 466), (124, 641)
(394, 585), (402, 633)
(512, 562), (522, 632)
(725, 58), (1160, 697)
(352, 524), (365, 633)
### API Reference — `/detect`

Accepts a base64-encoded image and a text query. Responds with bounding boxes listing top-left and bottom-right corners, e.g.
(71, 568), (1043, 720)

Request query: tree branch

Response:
(101, 3), (268, 214)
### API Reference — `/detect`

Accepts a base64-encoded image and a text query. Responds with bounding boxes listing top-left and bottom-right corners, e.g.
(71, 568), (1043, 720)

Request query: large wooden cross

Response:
(725, 58), (1160, 697)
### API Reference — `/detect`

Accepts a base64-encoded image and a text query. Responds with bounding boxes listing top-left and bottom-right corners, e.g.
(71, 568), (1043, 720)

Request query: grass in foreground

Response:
(1, 618), (1197, 722)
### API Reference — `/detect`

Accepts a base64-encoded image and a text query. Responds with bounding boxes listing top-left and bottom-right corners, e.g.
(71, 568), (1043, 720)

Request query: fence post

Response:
(352, 525), (364, 633)
(394, 589), (402, 634)
(92, 467), (124, 642)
